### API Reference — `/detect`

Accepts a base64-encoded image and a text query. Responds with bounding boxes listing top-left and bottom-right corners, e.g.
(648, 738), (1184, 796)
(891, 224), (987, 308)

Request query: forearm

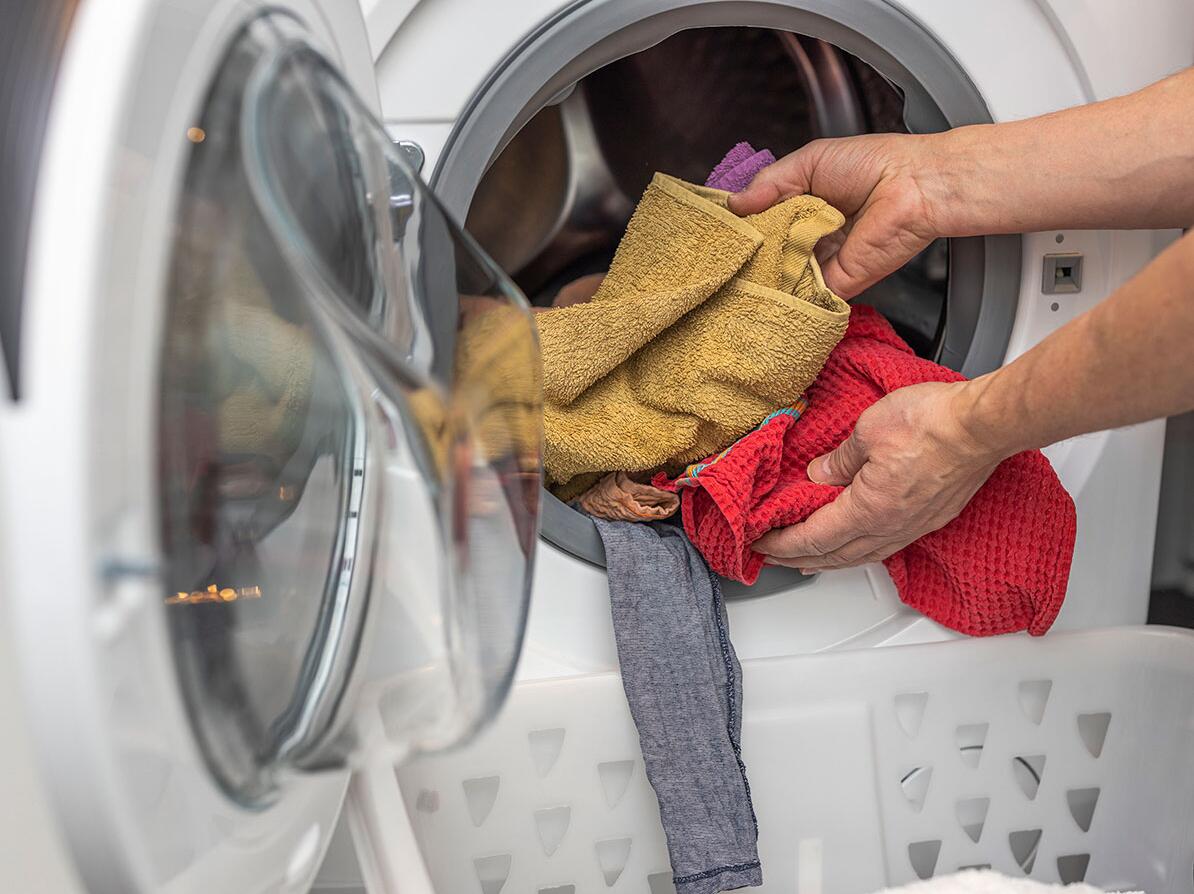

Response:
(961, 229), (1194, 456)
(923, 67), (1194, 235)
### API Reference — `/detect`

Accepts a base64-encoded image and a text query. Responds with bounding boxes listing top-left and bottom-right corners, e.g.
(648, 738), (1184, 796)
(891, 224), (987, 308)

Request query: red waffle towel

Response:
(655, 306), (1076, 637)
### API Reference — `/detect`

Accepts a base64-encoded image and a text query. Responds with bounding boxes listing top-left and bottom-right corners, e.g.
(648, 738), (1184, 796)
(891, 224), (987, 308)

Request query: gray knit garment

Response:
(592, 518), (762, 894)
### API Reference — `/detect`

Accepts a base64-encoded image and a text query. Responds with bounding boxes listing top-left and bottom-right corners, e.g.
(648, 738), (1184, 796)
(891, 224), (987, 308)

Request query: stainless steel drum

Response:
(465, 26), (950, 357)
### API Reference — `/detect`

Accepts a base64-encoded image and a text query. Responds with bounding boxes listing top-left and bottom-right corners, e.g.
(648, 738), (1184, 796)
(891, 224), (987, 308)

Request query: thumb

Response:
(818, 233), (886, 300)
(726, 176), (785, 216)
(817, 205), (932, 299)
(807, 430), (867, 486)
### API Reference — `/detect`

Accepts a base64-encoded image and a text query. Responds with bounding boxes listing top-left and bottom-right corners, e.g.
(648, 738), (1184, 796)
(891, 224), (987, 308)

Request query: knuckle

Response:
(799, 534), (828, 556)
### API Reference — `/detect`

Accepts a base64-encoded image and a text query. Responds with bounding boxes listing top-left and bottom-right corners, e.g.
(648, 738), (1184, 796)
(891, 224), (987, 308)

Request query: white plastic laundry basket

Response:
(395, 627), (1194, 893)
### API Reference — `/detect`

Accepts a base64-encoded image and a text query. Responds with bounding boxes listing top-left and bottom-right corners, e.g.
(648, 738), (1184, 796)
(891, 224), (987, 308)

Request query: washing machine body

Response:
(5, 0), (1191, 891)
(310, 6), (1194, 892)
(0, 0), (543, 889)
(363, 0), (1192, 673)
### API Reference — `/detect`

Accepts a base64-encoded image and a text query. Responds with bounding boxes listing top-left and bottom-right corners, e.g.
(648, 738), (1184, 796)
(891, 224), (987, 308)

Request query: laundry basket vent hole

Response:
(955, 797), (990, 843)
(908, 840), (942, 880)
(894, 692), (929, 738)
(648, 871), (678, 894)
(899, 766), (933, 812)
(1066, 787), (1100, 833)
(462, 776), (500, 827)
(1057, 854), (1091, 884)
(1008, 829), (1042, 875)
(597, 760), (636, 808)
(1077, 712), (1111, 758)
(1012, 755), (1047, 800)
(414, 788), (439, 813)
(535, 806), (572, 856)
(595, 837), (632, 887)
(538, 887), (575, 894)
(956, 723), (989, 768)
(473, 854), (512, 894)
(529, 728), (567, 777)
(959, 865), (992, 871)
(1018, 680), (1053, 725)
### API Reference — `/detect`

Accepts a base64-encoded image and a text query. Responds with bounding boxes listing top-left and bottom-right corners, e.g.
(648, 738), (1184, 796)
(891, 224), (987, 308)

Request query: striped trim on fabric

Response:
(673, 397), (808, 488)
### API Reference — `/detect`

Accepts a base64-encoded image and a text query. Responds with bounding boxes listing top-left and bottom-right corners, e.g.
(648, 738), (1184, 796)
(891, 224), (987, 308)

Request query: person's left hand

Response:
(754, 380), (1004, 571)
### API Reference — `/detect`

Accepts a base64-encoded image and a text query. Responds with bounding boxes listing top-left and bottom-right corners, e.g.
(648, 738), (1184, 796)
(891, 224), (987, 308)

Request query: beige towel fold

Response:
(577, 471), (680, 522)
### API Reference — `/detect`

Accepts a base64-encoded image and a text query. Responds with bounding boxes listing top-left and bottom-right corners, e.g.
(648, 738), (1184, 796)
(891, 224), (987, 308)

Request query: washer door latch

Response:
(1042, 252), (1083, 294)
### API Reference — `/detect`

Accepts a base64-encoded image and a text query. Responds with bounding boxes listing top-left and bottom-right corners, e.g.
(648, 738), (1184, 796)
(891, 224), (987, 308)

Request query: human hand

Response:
(753, 380), (1004, 571)
(727, 134), (947, 298)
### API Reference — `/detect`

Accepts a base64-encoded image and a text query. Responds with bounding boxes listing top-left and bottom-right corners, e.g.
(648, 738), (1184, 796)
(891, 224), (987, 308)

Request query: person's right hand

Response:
(727, 134), (947, 298)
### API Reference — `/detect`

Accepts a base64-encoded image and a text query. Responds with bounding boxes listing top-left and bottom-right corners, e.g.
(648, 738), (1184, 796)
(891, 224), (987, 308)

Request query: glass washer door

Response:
(158, 9), (541, 811)
(3, 0), (541, 889)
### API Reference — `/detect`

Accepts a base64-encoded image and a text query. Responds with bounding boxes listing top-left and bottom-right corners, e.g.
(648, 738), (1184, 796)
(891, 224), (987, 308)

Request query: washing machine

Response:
(364, 0), (1191, 669)
(2, 0), (1191, 892)
(330, 1), (1188, 891)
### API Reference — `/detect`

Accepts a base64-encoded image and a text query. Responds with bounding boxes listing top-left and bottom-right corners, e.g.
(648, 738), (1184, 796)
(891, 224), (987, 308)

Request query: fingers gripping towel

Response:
(657, 306), (1077, 637)
(593, 518), (762, 894)
(537, 172), (850, 500)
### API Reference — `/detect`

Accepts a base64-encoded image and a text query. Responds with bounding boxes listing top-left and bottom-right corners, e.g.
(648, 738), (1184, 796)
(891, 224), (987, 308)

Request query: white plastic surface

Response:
(396, 627), (1194, 893)
(369, 0), (1193, 148)
(521, 542), (955, 682)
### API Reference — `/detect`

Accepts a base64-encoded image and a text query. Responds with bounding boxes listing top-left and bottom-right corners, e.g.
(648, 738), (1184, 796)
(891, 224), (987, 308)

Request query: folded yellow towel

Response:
(538, 173), (851, 499)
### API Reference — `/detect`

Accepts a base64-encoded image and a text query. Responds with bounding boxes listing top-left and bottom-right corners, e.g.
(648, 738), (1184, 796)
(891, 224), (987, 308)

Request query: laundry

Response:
(705, 141), (776, 192)
(537, 171), (850, 500)
(592, 517), (762, 894)
(875, 870), (1139, 894)
(577, 471), (679, 522)
(567, 142), (784, 517)
(657, 305), (1077, 637)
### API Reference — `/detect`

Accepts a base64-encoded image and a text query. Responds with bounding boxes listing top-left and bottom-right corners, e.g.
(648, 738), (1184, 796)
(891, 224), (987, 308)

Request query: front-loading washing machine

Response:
(2, 0), (1192, 891)
(363, 0), (1193, 676)
(321, 1), (1188, 891)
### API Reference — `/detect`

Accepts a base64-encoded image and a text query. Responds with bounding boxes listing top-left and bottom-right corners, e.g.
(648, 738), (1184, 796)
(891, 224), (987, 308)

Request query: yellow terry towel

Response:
(538, 173), (851, 499)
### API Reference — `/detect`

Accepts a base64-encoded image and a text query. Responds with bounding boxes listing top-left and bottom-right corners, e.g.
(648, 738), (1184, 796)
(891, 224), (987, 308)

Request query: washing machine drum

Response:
(3, 4), (540, 891)
(435, 13), (1023, 579)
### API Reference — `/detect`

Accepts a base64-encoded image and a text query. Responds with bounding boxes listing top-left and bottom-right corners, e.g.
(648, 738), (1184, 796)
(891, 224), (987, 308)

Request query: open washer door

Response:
(0, 1), (540, 891)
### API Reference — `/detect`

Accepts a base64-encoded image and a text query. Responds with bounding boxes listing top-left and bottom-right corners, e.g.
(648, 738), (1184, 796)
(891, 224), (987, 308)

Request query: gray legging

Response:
(592, 517), (762, 894)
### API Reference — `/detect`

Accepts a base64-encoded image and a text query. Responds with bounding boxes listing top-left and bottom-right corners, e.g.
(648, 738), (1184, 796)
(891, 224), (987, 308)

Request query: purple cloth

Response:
(704, 142), (776, 193)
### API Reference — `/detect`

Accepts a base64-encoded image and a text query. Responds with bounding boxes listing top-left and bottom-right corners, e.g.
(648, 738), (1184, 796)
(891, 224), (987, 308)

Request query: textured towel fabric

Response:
(538, 172), (850, 500)
(674, 399), (808, 487)
(656, 306), (1076, 637)
(593, 518), (762, 894)
(705, 141), (776, 193)
(571, 143), (782, 520)
(577, 471), (680, 522)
